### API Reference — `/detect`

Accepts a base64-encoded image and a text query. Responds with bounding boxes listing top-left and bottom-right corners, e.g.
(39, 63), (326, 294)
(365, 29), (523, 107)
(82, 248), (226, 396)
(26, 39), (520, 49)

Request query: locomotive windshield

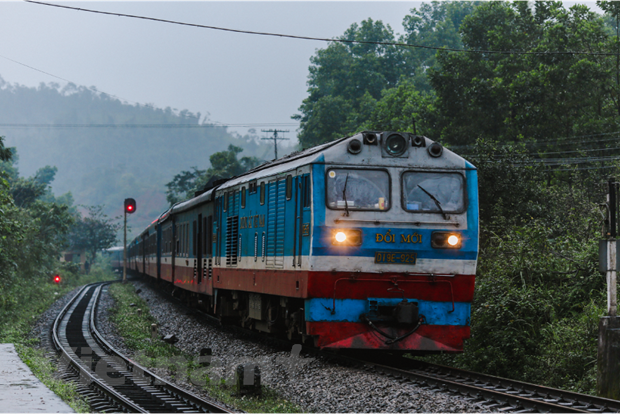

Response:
(402, 172), (465, 213)
(326, 168), (390, 211)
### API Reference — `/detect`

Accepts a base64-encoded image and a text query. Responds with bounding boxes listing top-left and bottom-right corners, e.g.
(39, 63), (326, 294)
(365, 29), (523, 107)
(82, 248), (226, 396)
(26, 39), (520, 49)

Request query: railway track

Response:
(52, 282), (233, 413)
(336, 352), (620, 413)
(132, 276), (620, 413)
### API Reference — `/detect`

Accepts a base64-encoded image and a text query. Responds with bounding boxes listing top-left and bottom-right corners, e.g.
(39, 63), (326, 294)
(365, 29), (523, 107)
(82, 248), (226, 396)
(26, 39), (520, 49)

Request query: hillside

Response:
(0, 77), (274, 237)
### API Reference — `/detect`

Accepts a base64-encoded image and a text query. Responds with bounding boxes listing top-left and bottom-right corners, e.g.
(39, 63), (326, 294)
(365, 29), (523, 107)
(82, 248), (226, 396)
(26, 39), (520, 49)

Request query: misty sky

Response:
(0, 1), (428, 144)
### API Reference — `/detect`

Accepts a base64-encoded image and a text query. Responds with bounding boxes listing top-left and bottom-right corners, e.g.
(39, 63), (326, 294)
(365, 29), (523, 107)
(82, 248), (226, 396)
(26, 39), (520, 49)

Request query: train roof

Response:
(136, 131), (474, 236)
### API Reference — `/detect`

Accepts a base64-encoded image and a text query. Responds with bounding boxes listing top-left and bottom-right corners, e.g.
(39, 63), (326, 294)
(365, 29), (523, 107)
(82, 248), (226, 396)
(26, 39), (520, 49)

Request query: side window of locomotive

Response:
(302, 175), (311, 208)
(326, 169), (390, 211)
(241, 187), (246, 208)
(260, 182), (265, 205)
(402, 172), (465, 213)
(286, 175), (292, 200)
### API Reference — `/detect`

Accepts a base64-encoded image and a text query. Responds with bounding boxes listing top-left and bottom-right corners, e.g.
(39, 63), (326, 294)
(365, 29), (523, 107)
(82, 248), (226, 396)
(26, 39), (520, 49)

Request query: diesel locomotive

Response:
(127, 131), (479, 352)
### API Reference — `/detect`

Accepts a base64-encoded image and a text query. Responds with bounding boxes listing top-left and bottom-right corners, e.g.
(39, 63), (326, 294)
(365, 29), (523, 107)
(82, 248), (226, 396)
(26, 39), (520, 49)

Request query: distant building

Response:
(60, 250), (88, 272)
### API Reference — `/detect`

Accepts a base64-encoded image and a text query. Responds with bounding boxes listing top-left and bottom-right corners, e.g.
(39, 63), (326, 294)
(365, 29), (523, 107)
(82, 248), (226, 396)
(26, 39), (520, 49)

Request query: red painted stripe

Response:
(212, 268), (474, 301)
(160, 263), (173, 283)
(213, 268), (307, 297)
(307, 321), (470, 351)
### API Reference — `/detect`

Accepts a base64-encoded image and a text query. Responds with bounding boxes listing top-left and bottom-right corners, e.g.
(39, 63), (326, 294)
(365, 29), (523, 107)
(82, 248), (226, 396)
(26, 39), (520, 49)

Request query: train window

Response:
(402, 172), (465, 213)
(286, 175), (293, 200)
(326, 168), (390, 211)
(249, 180), (257, 194)
(241, 187), (246, 208)
(202, 217), (207, 255)
(185, 223), (190, 256)
(206, 216), (213, 256)
(302, 175), (311, 208)
(260, 182), (265, 205)
(193, 220), (197, 256)
(223, 192), (228, 212)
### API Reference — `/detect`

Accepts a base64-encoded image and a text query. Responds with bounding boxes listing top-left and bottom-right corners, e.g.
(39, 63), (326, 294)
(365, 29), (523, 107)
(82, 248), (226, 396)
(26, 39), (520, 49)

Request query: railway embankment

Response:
(98, 278), (490, 413)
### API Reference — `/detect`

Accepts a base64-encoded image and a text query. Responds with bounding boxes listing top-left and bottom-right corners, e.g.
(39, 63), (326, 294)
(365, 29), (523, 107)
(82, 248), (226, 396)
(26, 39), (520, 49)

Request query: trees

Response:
(293, 19), (405, 148)
(429, 1), (616, 146)
(165, 145), (261, 205)
(66, 205), (119, 266)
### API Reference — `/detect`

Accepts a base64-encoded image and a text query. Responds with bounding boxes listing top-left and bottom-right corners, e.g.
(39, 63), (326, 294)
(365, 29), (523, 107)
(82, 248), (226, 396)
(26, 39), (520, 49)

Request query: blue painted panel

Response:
(305, 297), (470, 326)
(465, 165), (479, 259)
(312, 162), (326, 227)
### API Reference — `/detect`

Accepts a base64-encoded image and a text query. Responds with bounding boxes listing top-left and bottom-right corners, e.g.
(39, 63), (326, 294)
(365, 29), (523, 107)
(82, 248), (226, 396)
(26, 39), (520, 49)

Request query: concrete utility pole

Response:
(597, 178), (620, 399)
(261, 129), (289, 160)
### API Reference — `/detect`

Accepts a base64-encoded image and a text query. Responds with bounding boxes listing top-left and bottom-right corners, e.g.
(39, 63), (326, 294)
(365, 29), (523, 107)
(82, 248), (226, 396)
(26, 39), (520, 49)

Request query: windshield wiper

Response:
(418, 185), (449, 220)
(342, 174), (350, 217)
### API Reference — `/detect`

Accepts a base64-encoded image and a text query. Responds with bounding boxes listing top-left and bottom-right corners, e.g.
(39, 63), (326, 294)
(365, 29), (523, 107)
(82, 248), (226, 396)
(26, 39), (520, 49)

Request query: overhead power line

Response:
(0, 53), (138, 104)
(24, 0), (620, 57)
(0, 122), (299, 129)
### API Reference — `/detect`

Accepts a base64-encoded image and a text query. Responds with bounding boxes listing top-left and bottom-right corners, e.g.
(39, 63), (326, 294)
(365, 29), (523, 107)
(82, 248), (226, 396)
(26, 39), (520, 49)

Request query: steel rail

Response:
(52, 282), (233, 413)
(90, 283), (232, 413)
(340, 352), (619, 413)
(394, 356), (619, 413)
(52, 283), (146, 412)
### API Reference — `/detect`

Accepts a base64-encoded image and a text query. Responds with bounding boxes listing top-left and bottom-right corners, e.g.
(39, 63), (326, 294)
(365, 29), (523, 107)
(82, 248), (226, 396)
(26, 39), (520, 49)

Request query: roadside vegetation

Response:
(108, 282), (302, 413)
(0, 137), (121, 411)
(0, 255), (118, 413)
(425, 141), (608, 395)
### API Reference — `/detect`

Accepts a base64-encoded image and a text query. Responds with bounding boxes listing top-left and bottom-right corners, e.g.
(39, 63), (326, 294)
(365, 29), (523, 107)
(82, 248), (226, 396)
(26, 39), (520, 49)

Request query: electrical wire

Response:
(0, 122), (299, 128)
(24, 0), (620, 57)
(0, 53), (140, 105)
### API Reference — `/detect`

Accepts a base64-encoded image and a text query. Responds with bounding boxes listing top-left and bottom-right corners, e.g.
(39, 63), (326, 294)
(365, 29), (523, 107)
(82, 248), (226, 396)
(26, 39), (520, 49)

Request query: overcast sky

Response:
(0, 0), (429, 145)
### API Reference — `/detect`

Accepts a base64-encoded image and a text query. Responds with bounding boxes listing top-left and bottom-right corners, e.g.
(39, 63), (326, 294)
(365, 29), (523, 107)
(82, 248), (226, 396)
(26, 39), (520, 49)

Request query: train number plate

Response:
(374, 252), (417, 264)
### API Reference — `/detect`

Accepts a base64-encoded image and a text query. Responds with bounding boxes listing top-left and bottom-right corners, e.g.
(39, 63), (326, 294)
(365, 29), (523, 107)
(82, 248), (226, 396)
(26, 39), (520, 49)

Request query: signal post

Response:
(123, 198), (136, 283)
(598, 178), (620, 399)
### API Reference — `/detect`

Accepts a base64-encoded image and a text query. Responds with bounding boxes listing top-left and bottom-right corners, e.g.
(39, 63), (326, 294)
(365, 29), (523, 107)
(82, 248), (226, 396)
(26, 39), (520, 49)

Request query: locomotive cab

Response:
(304, 131), (478, 351)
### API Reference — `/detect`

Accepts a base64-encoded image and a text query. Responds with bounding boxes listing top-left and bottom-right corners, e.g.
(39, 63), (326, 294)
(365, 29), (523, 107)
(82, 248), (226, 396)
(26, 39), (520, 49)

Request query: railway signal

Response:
(123, 198), (136, 284)
(53, 275), (61, 284)
(124, 198), (136, 214)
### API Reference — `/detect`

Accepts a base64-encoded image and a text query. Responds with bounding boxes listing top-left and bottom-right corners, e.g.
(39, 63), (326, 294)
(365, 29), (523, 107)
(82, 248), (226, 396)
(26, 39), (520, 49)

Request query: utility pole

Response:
(598, 178), (620, 399)
(261, 129), (289, 160)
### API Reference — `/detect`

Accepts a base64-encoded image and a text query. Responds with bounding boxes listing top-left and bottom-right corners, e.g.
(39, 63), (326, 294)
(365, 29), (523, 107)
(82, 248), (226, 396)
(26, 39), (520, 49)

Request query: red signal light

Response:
(124, 198), (136, 214)
(53, 275), (61, 283)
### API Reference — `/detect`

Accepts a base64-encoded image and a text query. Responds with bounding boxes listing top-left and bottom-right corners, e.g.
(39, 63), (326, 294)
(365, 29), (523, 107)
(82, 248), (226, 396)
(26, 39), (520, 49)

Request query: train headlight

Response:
(332, 229), (362, 246)
(431, 232), (462, 249)
(385, 134), (408, 156)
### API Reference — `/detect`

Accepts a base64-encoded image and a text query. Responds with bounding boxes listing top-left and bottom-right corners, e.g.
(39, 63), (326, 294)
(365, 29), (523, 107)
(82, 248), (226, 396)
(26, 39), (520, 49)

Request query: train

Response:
(125, 131), (479, 352)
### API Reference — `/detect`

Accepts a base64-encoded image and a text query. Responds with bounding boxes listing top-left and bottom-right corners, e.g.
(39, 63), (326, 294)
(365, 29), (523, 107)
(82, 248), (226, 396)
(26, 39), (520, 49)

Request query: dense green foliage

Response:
(0, 79), (271, 238)
(0, 134), (119, 409)
(293, 0), (618, 394)
(437, 140), (607, 394)
(166, 145), (261, 205)
(67, 205), (120, 265)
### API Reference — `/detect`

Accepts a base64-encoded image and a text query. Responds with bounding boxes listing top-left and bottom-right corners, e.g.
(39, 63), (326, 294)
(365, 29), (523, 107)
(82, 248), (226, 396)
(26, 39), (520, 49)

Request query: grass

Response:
(0, 259), (118, 413)
(108, 282), (303, 413)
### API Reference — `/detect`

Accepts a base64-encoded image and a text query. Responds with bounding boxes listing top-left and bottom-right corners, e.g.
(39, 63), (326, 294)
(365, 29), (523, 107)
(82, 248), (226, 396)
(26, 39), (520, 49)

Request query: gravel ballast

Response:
(96, 279), (491, 413)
